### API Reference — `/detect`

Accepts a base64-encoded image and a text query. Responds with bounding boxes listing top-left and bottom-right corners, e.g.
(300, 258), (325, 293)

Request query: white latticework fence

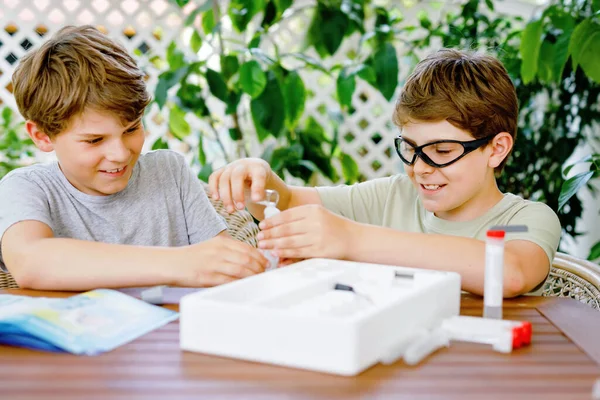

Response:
(0, 0), (544, 180)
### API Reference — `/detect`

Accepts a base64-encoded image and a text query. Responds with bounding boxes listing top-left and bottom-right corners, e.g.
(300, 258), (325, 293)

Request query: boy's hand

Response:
(256, 205), (357, 260)
(178, 235), (269, 287)
(209, 158), (272, 213)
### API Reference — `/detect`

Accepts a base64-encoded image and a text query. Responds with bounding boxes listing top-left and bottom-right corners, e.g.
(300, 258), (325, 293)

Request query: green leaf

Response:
(198, 135), (206, 165)
(356, 64), (376, 85)
(228, 0), (264, 32)
(250, 71), (285, 141)
(201, 11), (215, 35)
(206, 68), (229, 103)
(372, 43), (399, 100)
(166, 41), (186, 70)
(185, 1), (213, 26)
(484, 0), (494, 11)
(248, 32), (261, 48)
(283, 71), (306, 130)
(593, 0), (600, 13)
(2, 107), (12, 124)
(537, 40), (556, 83)
(336, 68), (356, 110)
(220, 55), (240, 82)
(152, 137), (169, 150)
(270, 144), (303, 172)
(321, 12), (349, 55)
(190, 29), (202, 53)
(340, 152), (360, 184)
(274, 0), (292, 17)
(155, 66), (189, 109)
(176, 83), (208, 115)
(168, 105), (191, 140)
(588, 241), (600, 261)
(418, 11), (431, 29)
(198, 163), (213, 182)
(169, 0), (189, 8)
(520, 19), (544, 84)
(558, 171), (594, 211)
(239, 61), (267, 98)
(225, 91), (242, 114)
(569, 18), (600, 83)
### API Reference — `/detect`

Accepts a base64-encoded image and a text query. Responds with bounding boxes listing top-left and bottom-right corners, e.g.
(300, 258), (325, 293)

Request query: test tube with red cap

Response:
(484, 230), (505, 319)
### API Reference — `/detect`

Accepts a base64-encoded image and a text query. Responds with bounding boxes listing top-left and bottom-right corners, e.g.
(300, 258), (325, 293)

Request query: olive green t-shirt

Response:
(316, 174), (561, 293)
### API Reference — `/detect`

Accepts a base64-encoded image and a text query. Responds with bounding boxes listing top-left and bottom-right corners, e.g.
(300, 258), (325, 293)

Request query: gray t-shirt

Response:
(0, 150), (226, 271)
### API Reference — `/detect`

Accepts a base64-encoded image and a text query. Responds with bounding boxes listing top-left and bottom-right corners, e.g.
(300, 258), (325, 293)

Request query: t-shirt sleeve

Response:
(177, 160), (227, 244)
(0, 173), (53, 271)
(315, 177), (396, 225)
(505, 202), (562, 266)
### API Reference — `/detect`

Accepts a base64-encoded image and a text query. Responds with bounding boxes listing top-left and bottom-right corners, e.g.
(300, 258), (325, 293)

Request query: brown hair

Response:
(393, 49), (518, 171)
(12, 25), (150, 138)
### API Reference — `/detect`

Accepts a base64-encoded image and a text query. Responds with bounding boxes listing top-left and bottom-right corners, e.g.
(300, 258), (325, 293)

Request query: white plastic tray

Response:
(180, 258), (461, 375)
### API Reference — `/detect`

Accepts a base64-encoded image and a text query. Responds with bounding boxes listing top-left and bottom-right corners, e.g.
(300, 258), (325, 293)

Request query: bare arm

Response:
(346, 223), (548, 297)
(2, 221), (267, 291)
(258, 206), (549, 297)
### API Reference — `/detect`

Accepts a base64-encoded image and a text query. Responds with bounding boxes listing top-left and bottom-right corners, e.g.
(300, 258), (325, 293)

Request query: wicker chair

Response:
(0, 183), (260, 290)
(542, 251), (600, 310)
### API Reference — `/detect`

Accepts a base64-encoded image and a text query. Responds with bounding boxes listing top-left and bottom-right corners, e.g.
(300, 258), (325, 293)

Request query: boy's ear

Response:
(25, 121), (54, 152)
(488, 132), (513, 169)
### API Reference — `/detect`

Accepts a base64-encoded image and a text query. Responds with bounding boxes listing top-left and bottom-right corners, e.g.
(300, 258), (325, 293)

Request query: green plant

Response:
(0, 107), (35, 179)
(559, 154), (600, 260)
(158, 0), (402, 184)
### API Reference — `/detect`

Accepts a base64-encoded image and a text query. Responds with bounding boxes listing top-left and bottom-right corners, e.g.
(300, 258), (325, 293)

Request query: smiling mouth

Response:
(421, 184), (446, 191)
(100, 166), (127, 174)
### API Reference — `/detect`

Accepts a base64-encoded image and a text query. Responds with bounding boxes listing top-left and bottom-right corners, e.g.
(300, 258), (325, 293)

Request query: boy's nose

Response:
(105, 140), (130, 162)
(412, 156), (435, 175)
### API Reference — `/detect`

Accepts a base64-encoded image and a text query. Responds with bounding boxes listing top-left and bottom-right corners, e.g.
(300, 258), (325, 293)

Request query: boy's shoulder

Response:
(0, 162), (57, 188)
(501, 193), (558, 217)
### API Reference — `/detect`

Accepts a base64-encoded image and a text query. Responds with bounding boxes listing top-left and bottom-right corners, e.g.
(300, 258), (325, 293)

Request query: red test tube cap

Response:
(487, 230), (506, 239)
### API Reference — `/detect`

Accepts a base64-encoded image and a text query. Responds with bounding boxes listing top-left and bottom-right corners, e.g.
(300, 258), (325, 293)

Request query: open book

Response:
(0, 289), (178, 355)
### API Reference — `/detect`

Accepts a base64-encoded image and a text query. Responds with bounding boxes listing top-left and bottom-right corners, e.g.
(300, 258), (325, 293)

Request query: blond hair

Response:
(12, 25), (150, 137)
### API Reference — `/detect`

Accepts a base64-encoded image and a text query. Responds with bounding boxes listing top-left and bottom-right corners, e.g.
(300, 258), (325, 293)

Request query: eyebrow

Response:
(401, 136), (459, 146)
(76, 120), (142, 137)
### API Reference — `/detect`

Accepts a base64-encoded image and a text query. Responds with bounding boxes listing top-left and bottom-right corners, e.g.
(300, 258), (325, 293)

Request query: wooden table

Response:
(1, 289), (599, 400)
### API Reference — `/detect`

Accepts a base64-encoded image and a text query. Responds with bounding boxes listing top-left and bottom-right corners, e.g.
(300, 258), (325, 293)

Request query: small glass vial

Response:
(257, 189), (280, 271)
(484, 230), (505, 319)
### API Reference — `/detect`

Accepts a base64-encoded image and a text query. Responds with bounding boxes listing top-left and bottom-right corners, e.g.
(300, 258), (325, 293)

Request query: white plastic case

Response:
(180, 258), (461, 376)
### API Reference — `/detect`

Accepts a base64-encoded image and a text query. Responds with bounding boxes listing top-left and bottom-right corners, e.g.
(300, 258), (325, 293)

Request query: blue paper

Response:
(0, 289), (179, 355)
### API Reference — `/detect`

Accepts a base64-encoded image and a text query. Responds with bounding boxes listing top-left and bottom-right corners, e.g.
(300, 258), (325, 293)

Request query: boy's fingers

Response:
(259, 208), (306, 229)
(227, 240), (268, 272)
(230, 165), (248, 210)
(208, 168), (223, 200)
(220, 260), (260, 279)
(258, 221), (307, 240)
(258, 234), (310, 251)
(244, 249), (269, 273)
(272, 247), (307, 260)
(250, 167), (268, 202)
(217, 168), (235, 212)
